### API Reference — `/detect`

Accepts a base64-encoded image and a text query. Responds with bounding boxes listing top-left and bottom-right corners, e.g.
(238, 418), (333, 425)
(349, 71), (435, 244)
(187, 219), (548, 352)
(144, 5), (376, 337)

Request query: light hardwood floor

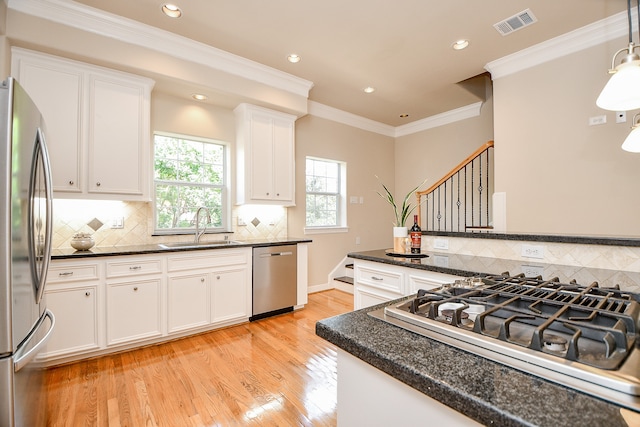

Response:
(45, 290), (353, 427)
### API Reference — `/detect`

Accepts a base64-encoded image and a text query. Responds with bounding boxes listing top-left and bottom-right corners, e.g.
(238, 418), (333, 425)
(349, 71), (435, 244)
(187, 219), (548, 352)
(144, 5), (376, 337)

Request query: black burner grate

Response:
(402, 273), (640, 370)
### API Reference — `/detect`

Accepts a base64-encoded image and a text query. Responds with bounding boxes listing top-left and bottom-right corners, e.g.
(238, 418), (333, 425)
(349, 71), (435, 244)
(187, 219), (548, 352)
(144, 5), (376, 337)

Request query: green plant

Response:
(376, 176), (427, 227)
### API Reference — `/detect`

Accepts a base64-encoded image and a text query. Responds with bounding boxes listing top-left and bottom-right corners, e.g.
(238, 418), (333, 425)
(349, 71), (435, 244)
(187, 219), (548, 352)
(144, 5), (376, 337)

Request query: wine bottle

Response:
(410, 214), (421, 254)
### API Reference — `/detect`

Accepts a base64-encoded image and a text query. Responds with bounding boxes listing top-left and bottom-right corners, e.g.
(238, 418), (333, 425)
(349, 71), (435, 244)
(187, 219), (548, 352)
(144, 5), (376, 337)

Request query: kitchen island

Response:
(316, 249), (640, 426)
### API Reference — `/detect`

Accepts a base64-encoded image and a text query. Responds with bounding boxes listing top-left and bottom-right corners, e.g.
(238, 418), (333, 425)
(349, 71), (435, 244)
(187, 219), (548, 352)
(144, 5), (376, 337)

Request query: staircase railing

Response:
(416, 140), (494, 232)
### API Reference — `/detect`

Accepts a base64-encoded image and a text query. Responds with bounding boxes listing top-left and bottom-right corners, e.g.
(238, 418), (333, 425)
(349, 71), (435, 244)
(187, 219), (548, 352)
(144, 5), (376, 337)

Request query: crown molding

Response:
(8, 0), (314, 97)
(485, 7), (631, 79)
(394, 102), (483, 137)
(307, 101), (396, 137)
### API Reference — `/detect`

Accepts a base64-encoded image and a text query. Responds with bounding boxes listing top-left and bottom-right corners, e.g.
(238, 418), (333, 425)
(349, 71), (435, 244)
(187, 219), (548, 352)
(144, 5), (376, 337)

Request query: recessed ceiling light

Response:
(162, 4), (182, 18)
(363, 86), (376, 94)
(287, 54), (301, 63)
(452, 39), (469, 50)
(192, 93), (208, 101)
(399, 114), (409, 118)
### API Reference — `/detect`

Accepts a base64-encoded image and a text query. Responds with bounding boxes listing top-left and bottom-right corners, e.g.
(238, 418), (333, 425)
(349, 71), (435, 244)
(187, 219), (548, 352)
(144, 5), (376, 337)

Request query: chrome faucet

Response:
(194, 207), (211, 243)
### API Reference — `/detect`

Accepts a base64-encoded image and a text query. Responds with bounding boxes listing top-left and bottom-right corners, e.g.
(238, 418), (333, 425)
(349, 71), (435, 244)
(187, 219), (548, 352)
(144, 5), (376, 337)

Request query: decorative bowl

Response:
(70, 233), (95, 251)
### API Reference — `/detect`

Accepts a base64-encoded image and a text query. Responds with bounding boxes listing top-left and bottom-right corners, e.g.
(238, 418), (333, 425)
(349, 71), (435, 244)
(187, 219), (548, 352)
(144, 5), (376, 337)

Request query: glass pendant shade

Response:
(596, 61), (640, 111)
(622, 126), (640, 152)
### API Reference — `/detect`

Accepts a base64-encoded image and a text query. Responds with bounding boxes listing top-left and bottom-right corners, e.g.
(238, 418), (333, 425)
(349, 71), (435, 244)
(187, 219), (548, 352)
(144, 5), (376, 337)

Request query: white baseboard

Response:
(308, 283), (333, 294)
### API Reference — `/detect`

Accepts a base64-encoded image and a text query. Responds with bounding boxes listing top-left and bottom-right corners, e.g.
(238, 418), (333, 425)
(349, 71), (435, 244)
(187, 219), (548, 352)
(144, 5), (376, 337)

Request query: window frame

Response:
(304, 156), (348, 235)
(152, 131), (231, 235)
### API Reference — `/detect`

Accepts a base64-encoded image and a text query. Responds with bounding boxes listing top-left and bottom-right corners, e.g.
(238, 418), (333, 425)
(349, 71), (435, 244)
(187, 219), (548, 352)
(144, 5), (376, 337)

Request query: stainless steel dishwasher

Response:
(251, 244), (297, 320)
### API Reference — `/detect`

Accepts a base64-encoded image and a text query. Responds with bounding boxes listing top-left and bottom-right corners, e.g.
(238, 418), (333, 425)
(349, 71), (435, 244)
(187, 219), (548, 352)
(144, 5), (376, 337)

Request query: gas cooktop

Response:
(368, 273), (640, 411)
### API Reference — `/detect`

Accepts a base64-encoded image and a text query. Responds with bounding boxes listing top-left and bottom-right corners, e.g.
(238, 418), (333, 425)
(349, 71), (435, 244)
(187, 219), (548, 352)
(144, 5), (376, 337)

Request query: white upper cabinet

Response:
(11, 48), (154, 200)
(235, 103), (296, 206)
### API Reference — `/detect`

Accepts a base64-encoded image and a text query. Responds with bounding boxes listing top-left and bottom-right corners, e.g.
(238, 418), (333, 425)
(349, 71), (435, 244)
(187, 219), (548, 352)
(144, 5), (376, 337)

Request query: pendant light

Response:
(596, 0), (640, 111)
(622, 113), (640, 152)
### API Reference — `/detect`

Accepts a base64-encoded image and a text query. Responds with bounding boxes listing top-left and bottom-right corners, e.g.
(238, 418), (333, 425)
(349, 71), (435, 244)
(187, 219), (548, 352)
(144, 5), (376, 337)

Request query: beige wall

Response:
(493, 35), (640, 237)
(394, 85), (494, 222)
(289, 115), (395, 287)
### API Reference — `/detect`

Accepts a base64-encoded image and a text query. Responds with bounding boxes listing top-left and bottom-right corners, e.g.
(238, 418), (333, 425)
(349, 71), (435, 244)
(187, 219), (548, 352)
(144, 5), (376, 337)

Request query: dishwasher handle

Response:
(259, 251), (293, 258)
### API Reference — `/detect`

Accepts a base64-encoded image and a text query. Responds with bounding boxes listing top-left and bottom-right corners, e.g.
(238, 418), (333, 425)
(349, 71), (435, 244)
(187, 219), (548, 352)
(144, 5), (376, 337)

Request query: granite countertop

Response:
(317, 249), (640, 425)
(316, 301), (640, 427)
(51, 237), (311, 260)
(348, 249), (640, 292)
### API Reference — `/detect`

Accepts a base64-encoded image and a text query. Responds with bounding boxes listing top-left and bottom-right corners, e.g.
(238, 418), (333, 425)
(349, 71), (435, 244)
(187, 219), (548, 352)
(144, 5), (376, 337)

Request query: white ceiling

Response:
(12, 0), (630, 126)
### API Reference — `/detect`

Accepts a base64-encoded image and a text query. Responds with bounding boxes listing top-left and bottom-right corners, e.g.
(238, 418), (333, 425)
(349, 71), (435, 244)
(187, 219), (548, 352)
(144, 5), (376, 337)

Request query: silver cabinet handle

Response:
(85, 291), (91, 297)
(69, 180), (74, 185)
(216, 275), (220, 280)
(59, 271), (74, 277)
(133, 286), (139, 291)
(96, 182), (101, 187)
(371, 276), (384, 281)
(201, 277), (206, 282)
(130, 266), (142, 270)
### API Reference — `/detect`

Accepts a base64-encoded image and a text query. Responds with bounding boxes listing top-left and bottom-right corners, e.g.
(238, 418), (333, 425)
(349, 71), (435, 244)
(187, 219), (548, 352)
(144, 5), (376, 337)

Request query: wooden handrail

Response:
(416, 140), (494, 227)
(416, 140), (494, 197)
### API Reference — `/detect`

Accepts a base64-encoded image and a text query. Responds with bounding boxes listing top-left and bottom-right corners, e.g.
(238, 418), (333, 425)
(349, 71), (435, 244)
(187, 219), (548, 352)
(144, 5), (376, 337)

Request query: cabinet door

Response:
(42, 286), (98, 358)
(211, 268), (249, 324)
(249, 113), (274, 201)
(106, 279), (161, 346)
(12, 50), (83, 193)
(272, 117), (294, 202)
(88, 73), (148, 197)
(167, 273), (210, 333)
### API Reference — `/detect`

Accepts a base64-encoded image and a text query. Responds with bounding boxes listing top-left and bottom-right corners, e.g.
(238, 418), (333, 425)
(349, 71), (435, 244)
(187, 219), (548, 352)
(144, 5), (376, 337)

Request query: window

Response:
(153, 133), (228, 233)
(305, 157), (347, 232)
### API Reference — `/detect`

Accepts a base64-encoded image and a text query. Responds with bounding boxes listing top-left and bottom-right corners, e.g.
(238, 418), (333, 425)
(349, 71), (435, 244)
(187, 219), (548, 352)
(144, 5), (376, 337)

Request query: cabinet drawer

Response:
(106, 257), (162, 278)
(48, 262), (100, 283)
(167, 249), (249, 272)
(356, 265), (404, 294)
(407, 271), (463, 294)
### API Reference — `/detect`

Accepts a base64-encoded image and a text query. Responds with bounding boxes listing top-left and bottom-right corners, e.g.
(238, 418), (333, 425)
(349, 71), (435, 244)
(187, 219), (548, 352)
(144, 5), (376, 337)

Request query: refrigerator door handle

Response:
(29, 128), (53, 305)
(14, 310), (55, 372)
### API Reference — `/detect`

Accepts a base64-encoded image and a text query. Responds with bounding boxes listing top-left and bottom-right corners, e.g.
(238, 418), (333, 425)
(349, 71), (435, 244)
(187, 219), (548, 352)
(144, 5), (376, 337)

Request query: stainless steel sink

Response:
(158, 240), (242, 249)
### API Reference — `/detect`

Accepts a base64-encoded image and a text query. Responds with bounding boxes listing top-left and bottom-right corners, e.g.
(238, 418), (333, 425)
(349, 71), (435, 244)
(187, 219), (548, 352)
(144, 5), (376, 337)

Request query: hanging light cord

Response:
(628, 0), (633, 43)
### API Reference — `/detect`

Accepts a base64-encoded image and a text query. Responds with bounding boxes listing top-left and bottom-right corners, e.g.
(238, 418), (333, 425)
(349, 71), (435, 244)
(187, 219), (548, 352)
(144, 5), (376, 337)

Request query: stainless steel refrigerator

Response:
(0, 77), (55, 427)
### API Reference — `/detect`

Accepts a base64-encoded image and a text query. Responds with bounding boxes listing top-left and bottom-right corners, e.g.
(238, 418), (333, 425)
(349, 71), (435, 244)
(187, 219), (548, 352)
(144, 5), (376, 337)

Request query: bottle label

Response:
(410, 232), (421, 253)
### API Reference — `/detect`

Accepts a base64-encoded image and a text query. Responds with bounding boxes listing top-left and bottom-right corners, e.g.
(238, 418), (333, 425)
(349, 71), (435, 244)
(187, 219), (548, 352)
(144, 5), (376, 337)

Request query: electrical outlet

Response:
(356, 236), (361, 245)
(350, 196), (358, 204)
(522, 265), (544, 278)
(433, 255), (449, 268)
(434, 238), (449, 250)
(110, 217), (124, 229)
(588, 115), (607, 126)
(521, 244), (544, 259)
(237, 217), (246, 226)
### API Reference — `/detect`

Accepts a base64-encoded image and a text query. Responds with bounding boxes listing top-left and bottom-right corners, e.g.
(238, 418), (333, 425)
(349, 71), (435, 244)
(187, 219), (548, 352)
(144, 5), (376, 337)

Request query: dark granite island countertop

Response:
(316, 301), (640, 427)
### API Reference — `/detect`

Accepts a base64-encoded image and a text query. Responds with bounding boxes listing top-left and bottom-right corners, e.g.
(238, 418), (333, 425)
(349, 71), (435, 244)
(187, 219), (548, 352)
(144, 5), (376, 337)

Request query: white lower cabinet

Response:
(106, 278), (162, 346)
(43, 285), (99, 358)
(353, 259), (463, 310)
(41, 261), (101, 360)
(211, 268), (248, 324)
(43, 247), (253, 365)
(166, 249), (251, 333)
(167, 272), (210, 333)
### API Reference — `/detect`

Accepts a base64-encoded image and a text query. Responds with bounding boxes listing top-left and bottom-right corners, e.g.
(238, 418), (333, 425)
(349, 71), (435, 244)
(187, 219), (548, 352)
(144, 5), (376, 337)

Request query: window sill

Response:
(304, 226), (349, 235)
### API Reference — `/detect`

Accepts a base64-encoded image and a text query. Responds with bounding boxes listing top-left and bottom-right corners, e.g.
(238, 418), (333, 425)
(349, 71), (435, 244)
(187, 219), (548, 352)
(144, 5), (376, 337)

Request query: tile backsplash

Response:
(52, 199), (287, 249)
